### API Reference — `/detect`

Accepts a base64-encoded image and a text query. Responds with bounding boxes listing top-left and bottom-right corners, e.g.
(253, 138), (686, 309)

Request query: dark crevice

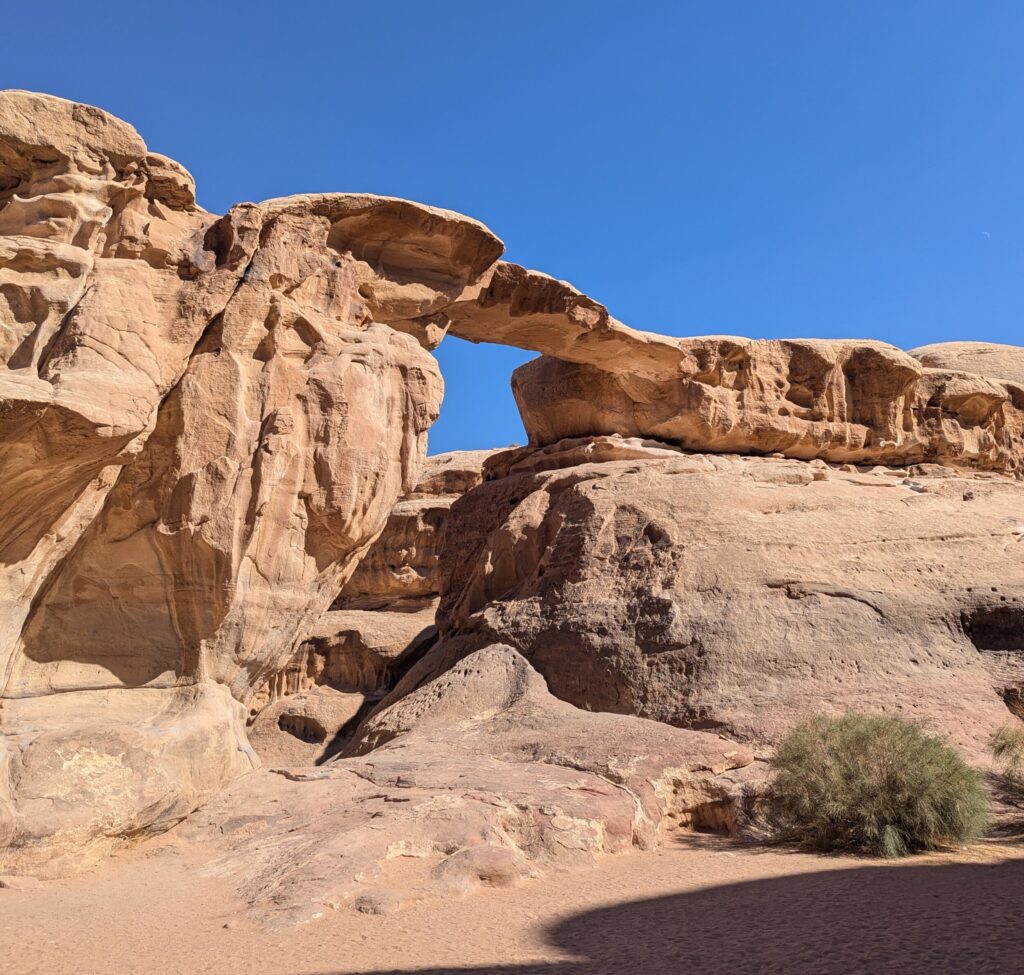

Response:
(963, 605), (1024, 653)
(278, 712), (327, 744)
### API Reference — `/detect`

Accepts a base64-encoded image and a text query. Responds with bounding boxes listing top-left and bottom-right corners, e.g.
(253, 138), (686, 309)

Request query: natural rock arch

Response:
(1, 90), (1023, 884)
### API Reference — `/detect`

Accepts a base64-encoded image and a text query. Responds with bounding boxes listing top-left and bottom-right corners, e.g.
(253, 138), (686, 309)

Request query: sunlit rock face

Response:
(0, 92), (515, 874)
(440, 263), (1024, 473)
(243, 450), (496, 765)
(392, 437), (1024, 763)
(182, 645), (753, 927)
(910, 341), (1024, 388)
(511, 340), (1024, 473)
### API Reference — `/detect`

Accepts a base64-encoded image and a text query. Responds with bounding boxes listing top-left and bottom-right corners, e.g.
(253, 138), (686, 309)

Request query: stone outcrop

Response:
(390, 436), (1024, 761)
(3, 684), (247, 877)
(334, 450), (494, 611)
(247, 686), (366, 767)
(0, 92), (506, 873)
(910, 341), (1024, 389)
(183, 645), (752, 926)
(440, 263), (1023, 473)
(512, 341), (1024, 473)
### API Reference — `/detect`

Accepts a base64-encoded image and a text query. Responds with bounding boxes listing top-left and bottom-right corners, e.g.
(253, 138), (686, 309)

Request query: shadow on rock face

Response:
(317, 856), (1024, 975)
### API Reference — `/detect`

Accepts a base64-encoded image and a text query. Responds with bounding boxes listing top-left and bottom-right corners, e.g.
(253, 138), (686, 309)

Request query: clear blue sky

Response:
(6, 2), (1021, 452)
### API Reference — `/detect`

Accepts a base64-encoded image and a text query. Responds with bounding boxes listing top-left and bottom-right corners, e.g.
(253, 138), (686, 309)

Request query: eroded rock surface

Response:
(3, 89), (1022, 899)
(391, 437), (1024, 760)
(334, 450), (494, 611)
(247, 686), (367, 767)
(2, 685), (248, 876)
(243, 450), (495, 763)
(184, 645), (752, 926)
(512, 342), (1024, 472)
(441, 263), (1023, 472)
(0, 93), (507, 873)
(910, 341), (1024, 388)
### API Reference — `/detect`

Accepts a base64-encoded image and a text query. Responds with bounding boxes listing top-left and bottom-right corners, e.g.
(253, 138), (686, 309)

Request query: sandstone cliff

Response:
(0, 92), (499, 873)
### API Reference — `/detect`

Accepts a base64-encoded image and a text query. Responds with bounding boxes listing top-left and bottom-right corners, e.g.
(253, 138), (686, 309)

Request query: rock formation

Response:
(390, 437), (1023, 763)
(245, 450), (494, 764)
(184, 645), (752, 926)
(2, 91), (1022, 916)
(0, 91), (498, 874)
(512, 341), (1024, 472)
(441, 264), (1024, 473)
(910, 341), (1024, 388)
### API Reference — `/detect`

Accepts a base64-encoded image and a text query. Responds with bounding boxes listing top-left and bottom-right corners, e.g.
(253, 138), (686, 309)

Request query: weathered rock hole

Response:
(687, 799), (738, 834)
(784, 384), (815, 409)
(963, 605), (1024, 652)
(202, 216), (235, 267)
(278, 713), (327, 744)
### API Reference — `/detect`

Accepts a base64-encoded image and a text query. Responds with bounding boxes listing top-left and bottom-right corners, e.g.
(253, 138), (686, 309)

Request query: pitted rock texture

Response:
(184, 646), (751, 926)
(391, 437), (1024, 760)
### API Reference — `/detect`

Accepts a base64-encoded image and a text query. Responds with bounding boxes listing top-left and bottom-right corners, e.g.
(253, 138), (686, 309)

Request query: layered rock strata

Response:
(512, 341), (1024, 472)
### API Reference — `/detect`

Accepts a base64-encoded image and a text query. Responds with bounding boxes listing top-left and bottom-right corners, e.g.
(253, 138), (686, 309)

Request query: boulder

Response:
(247, 687), (367, 766)
(0, 684), (249, 877)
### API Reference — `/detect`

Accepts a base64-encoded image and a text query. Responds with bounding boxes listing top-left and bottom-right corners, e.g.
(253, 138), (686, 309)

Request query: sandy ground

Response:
(3, 832), (1024, 975)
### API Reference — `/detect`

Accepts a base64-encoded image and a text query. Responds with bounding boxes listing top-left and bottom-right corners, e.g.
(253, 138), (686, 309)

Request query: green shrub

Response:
(766, 712), (988, 858)
(991, 724), (1024, 783)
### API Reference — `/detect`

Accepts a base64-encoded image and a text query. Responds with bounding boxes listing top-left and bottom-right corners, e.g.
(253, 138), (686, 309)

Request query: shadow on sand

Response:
(315, 855), (1024, 975)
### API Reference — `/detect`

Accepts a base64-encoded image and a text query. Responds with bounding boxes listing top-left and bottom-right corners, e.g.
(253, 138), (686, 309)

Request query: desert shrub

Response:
(766, 713), (988, 858)
(991, 725), (1024, 784)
